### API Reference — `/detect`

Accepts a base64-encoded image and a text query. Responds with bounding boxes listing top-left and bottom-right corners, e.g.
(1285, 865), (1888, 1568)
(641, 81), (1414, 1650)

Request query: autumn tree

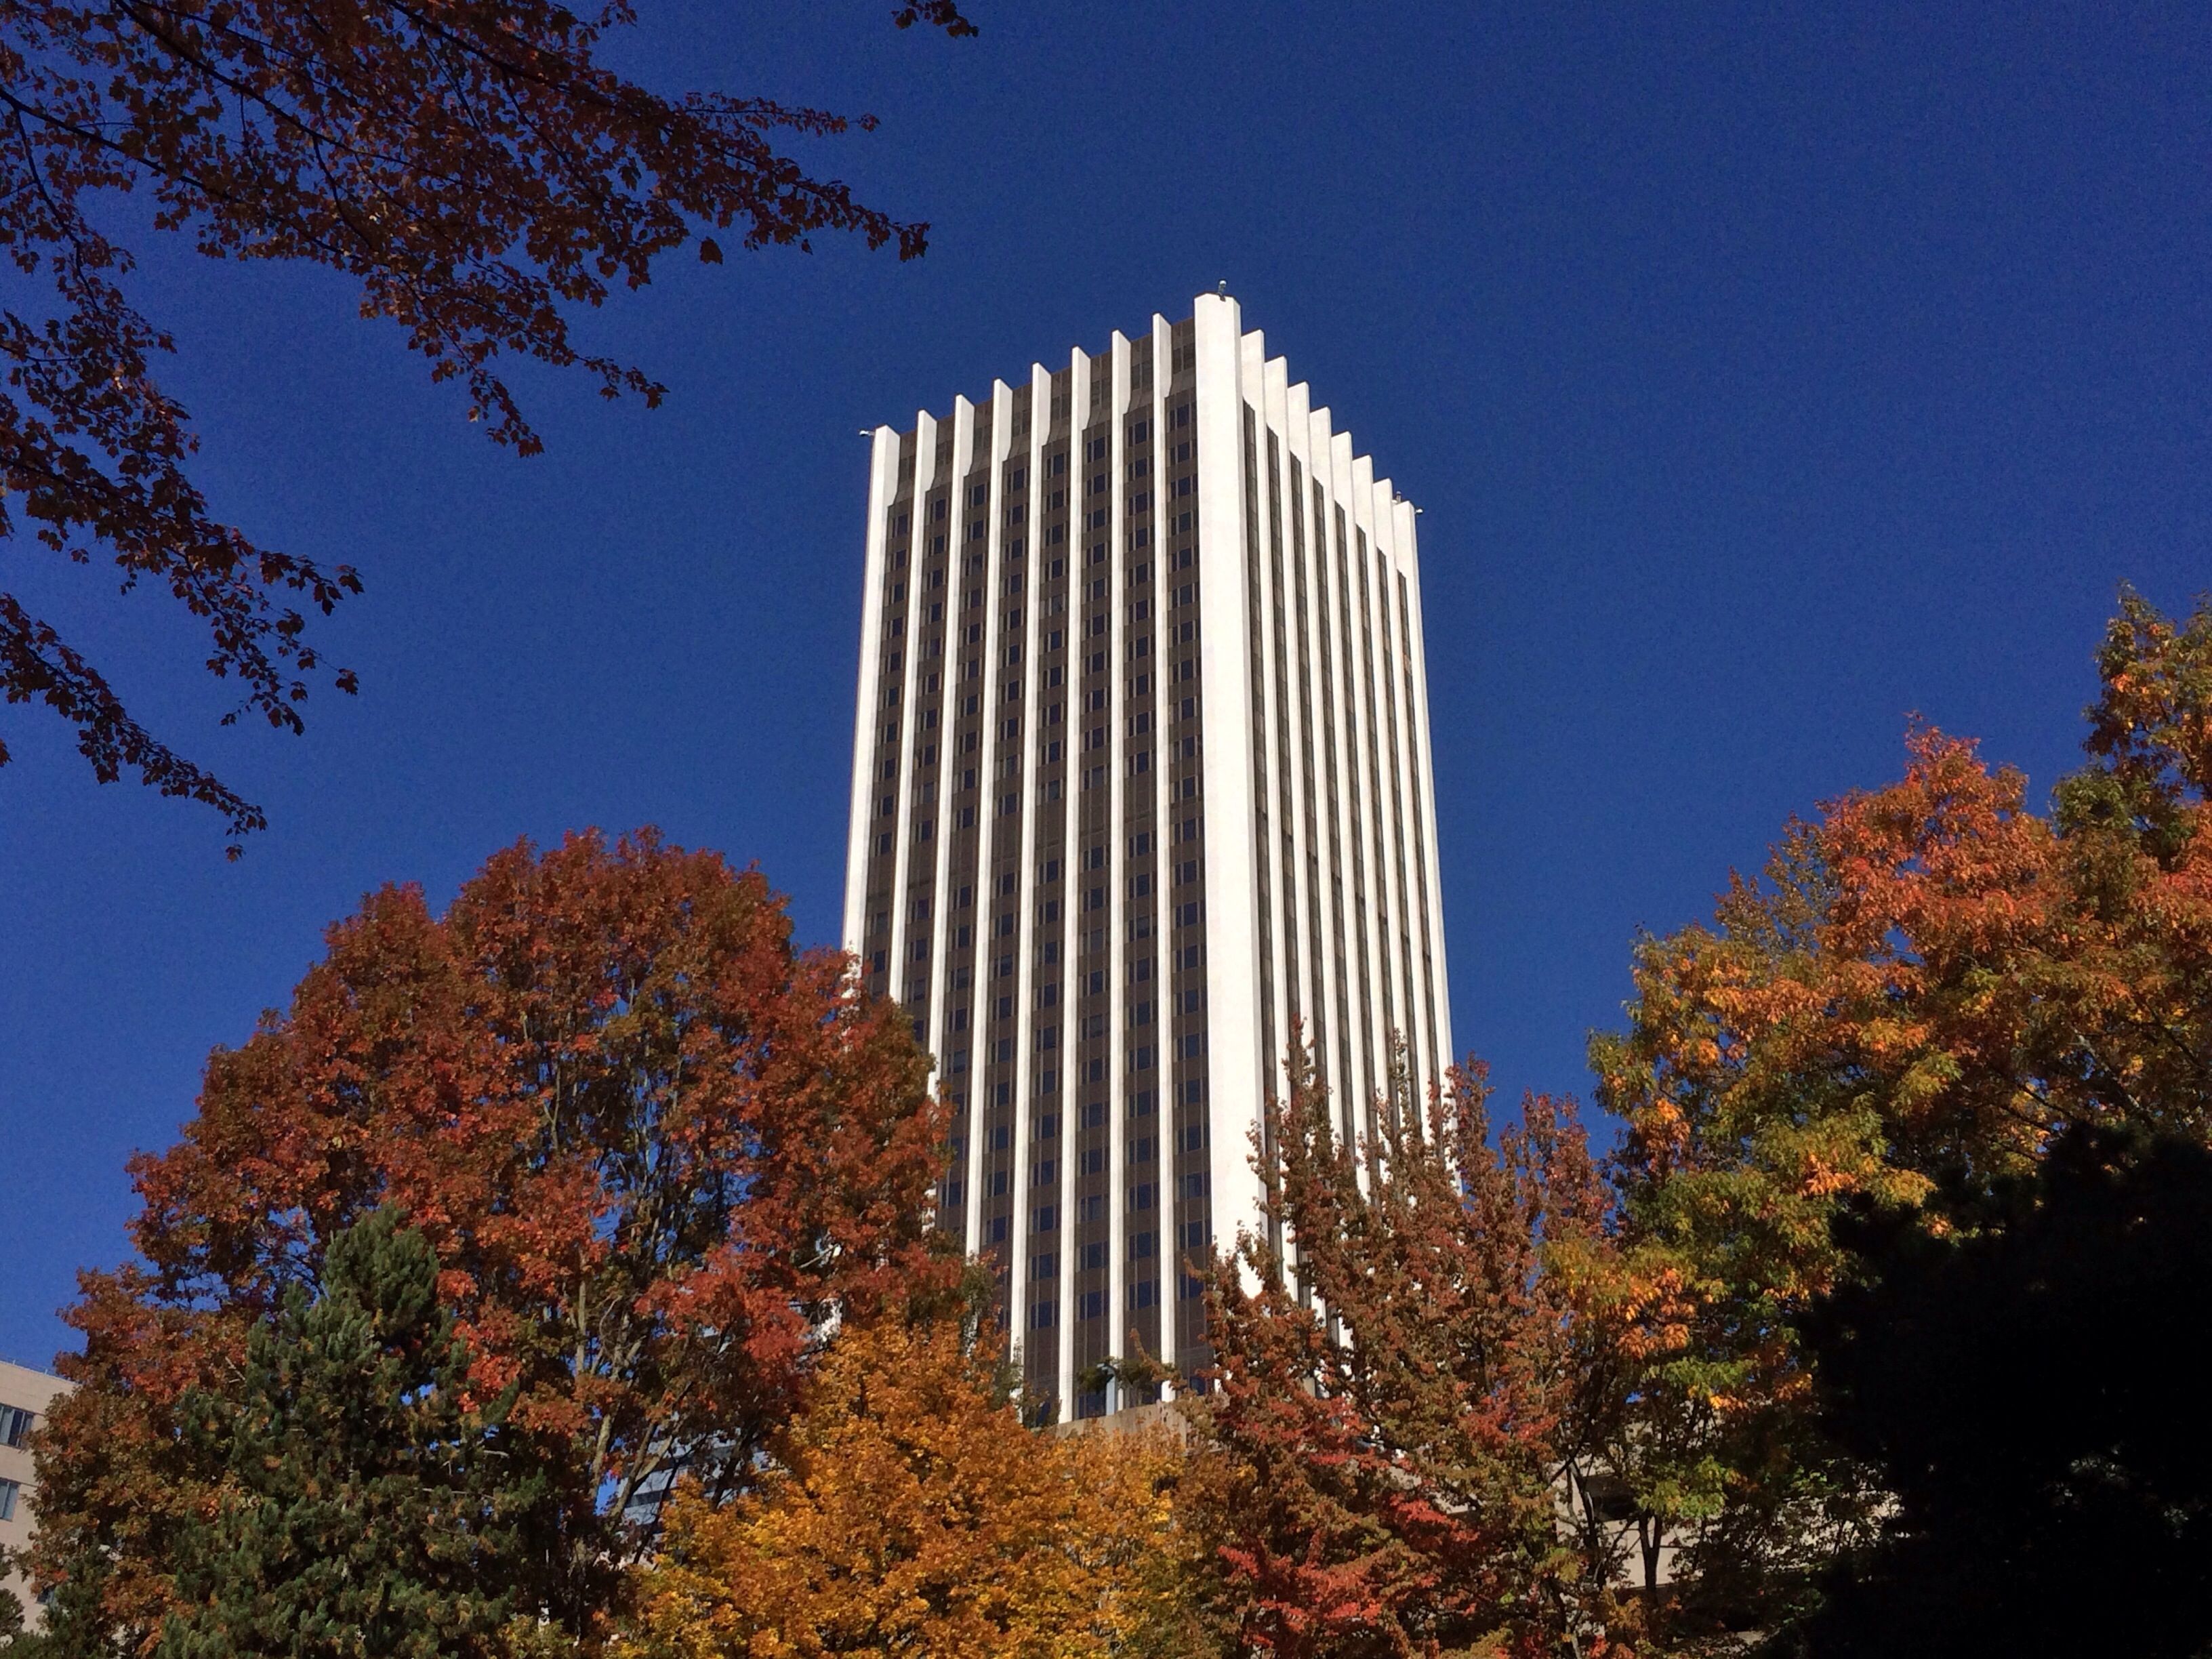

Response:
(1191, 1051), (1635, 1659)
(159, 1208), (546, 1659)
(0, 0), (973, 845)
(24, 830), (951, 1654)
(1592, 588), (2212, 1638)
(623, 1311), (1216, 1659)
(1785, 1124), (2212, 1659)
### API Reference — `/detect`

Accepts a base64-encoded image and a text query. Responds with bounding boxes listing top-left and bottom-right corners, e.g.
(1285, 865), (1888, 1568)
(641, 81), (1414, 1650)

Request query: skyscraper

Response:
(842, 292), (1452, 1421)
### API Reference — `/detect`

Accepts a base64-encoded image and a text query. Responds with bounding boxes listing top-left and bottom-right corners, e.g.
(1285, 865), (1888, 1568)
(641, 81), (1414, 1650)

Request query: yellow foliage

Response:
(620, 1317), (1214, 1659)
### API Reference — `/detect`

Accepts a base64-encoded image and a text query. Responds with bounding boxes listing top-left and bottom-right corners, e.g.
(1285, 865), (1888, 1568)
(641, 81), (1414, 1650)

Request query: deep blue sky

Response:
(3, 1), (2207, 1369)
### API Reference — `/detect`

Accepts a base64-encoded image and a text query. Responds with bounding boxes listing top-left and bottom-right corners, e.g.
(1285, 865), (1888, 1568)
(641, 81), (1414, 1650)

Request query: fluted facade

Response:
(842, 292), (1452, 1422)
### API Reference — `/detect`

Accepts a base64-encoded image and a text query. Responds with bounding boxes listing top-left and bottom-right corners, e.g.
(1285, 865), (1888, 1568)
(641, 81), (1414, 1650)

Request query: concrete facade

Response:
(842, 293), (1452, 1422)
(1, 1359), (68, 1628)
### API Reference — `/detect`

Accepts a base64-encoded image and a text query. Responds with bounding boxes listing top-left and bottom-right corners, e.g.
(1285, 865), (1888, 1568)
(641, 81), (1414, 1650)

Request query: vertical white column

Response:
(981, 380), (1041, 1382)
(1375, 501), (1418, 1107)
(1378, 508), (1433, 1109)
(1399, 502), (1454, 1080)
(1363, 478), (1412, 1118)
(1283, 382), (1309, 1124)
(1340, 457), (1389, 1147)
(1246, 330), (1290, 1141)
(1336, 449), (1371, 1141)
(1309, 429), (1362, 1132)
(1250, 365), (1292, 1131)
(886, 412), (939, 1014)
(1304, 410), (1338, 1120)
(1191, 293), (1267, 1288)
(1333, 432), (1364, 1130)
(1010, 365), (1071, 1420)
(1274, 371), (1319, 1105)
(1147, 312), (1181, 1371)
(1103, 331), (1139, 1382)
(1292, 398), (1322, 1103)
(844, 427), (903, 956)
(1302, 402), (1350, 1127)
(935, 399), (989, 1254)
(930, 400), (997, 1061)
(1061, 346), (1123, 1386)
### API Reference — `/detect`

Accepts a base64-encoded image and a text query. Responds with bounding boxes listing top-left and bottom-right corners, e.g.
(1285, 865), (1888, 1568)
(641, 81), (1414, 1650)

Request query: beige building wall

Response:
(0, 1359), (69, 1629)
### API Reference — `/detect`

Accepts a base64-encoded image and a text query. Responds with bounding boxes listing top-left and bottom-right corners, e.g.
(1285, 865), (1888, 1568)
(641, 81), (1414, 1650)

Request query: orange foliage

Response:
(623, 1315), (1213, 1659)
(1589, 590), (2212, 1633)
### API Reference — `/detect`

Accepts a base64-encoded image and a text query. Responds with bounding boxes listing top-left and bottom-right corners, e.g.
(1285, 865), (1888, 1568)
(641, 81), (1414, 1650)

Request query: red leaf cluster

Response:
(28, 830), (951, 1647)
(1193, 1051), (1632, 1659)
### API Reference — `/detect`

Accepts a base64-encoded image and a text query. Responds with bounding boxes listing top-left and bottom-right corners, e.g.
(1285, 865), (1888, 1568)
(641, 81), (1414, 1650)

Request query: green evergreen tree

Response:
(0, 1580), (26, 1649)
(157, 1208), (548, 1659)
(4, 1536), (108, 1659)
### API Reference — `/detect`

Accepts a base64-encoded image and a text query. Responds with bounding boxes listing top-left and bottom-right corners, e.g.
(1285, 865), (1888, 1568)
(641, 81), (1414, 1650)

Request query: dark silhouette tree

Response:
(1595, 590), (2212, 1635)
(1, 0), (973, 847)
(1788, 1124), (2212, 1659)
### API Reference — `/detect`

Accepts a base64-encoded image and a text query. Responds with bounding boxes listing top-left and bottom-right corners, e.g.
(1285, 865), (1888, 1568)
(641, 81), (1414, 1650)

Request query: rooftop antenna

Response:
(1216, 280), (1229, 295)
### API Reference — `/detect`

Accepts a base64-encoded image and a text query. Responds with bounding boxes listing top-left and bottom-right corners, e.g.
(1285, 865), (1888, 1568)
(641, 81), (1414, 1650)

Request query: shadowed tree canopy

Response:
(22, 830), (952, 1653)
(1591, 590), (2212, 1637)
(0, 0), (973, 846)
(157, 1207), (548, 1659)
(1786, 1124), (2212, 1659)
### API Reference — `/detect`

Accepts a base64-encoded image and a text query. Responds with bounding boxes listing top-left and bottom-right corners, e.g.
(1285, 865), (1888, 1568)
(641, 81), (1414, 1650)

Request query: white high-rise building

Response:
(842, 292), (1452, 1420)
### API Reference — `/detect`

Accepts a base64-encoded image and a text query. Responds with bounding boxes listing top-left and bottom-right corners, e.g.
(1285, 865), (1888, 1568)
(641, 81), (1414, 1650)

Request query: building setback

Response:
(842, 291), (1452, 1422)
